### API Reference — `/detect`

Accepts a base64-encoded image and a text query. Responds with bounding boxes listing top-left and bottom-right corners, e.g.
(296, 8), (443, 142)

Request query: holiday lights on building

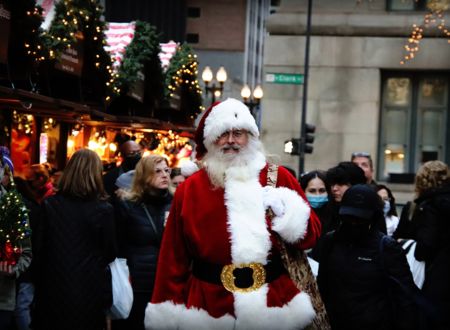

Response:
(401, 0), (450, 64)
(166, 45), (204, 119)
(37, 0), (118, 98)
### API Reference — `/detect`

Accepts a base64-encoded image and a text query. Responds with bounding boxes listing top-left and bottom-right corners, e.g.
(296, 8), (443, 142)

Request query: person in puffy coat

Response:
(114, 155), (172, 330)
(318, 184), (418, 330)
(412, 160), (450, 329)
(32, 149), (117, 330)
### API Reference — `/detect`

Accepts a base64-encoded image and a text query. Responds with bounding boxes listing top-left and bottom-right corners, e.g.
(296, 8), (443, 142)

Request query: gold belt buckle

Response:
(220, 262), (266, 293)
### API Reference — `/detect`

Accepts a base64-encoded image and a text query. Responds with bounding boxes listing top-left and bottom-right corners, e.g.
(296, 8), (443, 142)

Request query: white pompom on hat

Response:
(180, 160), (200, 177)
(194, 98), (259, 160)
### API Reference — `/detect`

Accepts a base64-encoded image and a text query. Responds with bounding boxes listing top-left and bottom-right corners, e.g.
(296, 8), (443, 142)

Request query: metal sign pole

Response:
(299, 0), (313, 176)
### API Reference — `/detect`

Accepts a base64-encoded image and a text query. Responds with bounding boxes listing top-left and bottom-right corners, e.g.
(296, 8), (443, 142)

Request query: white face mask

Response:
(383, 200), (391, 216)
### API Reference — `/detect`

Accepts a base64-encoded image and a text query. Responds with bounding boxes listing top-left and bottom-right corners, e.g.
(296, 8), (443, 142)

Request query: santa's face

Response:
(204, 132), (265, 188)
(214, 129), (249, 155)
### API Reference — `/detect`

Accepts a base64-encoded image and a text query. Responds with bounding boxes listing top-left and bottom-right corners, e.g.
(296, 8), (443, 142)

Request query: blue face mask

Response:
(307, 194), (329, 209)
(383, 200), (391, 216)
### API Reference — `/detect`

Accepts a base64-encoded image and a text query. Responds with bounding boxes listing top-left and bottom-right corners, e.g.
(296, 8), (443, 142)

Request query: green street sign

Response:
(266, 73), (304, 85)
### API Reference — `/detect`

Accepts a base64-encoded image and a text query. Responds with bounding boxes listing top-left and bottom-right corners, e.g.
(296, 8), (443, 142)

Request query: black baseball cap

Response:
(339, 184), (381, 220)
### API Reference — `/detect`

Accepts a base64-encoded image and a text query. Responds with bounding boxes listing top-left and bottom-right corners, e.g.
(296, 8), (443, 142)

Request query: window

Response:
(186, 33), (199, 44)
(379, 72), (449, 181)
(187, 7), (201, 18)
(387, 0), (429, 11)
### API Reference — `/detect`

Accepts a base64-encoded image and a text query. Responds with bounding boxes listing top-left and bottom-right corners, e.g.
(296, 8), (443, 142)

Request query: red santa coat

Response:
(145, 163), (321, 330)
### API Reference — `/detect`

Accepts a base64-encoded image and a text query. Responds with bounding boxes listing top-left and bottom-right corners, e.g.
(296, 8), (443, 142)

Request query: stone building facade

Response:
(262, 0), (450, 202)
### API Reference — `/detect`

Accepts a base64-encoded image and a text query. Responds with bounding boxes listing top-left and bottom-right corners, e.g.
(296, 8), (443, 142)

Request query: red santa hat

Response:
(194, 98), (259, 160)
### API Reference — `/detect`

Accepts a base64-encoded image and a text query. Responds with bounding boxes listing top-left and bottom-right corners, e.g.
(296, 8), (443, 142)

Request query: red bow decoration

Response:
(0, 242), (19, 265)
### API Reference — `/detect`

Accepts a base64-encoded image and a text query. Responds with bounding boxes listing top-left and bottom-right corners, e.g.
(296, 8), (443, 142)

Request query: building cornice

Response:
(267, 12), (444, 37)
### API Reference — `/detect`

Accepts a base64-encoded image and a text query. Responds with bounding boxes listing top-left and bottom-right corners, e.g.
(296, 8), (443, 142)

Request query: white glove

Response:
(262, 186), (285, 217)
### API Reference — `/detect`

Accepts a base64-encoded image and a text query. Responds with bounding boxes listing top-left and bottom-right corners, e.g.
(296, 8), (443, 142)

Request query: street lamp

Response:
(202, 66), (227, 104)
(240, 84), (263, 116)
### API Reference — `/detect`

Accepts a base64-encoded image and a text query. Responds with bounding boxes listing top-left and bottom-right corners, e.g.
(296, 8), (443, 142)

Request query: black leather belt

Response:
(192, 256), (286, 293)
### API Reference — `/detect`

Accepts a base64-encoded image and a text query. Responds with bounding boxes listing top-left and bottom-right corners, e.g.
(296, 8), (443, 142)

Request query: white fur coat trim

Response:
(144, 301), (234, 330)
(234, 286), (316, 330)
(144, 289), (316, 330)
(224, 160), (270, 264)
(271, 187), (311, 243)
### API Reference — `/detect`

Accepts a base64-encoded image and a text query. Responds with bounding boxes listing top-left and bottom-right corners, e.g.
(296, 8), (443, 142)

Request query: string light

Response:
(42, 117), (58, 132)
(168, 48), (203, 117)
(401, 0), (450, 64)
(0, 171), (31, 266)
(12, 111), (34, 135)
(38, 0), (117, 97)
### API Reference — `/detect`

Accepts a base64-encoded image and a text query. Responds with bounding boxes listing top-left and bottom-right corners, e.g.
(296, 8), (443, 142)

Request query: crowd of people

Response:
(0, 98), (449, 330)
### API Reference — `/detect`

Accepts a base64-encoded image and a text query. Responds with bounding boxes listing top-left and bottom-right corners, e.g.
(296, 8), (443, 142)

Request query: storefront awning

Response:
(0, 86), (195, 136)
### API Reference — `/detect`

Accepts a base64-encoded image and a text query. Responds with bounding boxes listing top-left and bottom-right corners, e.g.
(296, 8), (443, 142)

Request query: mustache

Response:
(221, 144), (241, 152)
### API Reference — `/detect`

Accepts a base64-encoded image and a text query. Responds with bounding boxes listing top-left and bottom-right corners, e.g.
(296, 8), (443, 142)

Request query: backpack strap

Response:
(379, 235), (438, 322)
(267, 164), (278, 187)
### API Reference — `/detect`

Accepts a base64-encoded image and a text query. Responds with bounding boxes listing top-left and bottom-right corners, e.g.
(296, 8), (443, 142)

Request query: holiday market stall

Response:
(0, 86), (195, 176)
(0, 0), (203, 174)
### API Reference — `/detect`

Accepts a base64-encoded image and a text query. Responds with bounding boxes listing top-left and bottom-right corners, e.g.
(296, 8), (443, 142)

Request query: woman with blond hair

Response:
(32, 149), (117, 330)
(412, 160), (450, 329)
(114, 155), (172, 330)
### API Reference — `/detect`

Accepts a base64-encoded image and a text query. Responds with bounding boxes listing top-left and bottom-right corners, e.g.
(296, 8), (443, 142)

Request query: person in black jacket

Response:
(412, 160), (450, 329)
(32, 149), (117, 330)
(324, 162), (367, 238)
(114, 155), (172, 330)
(318, 184), (418, 330)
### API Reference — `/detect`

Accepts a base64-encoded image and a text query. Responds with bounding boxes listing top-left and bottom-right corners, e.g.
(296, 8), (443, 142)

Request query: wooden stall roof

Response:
(0, 86), (196, 137)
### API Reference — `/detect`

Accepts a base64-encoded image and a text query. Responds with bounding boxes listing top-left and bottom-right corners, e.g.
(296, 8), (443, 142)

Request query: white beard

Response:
(203, 137), (266, 188)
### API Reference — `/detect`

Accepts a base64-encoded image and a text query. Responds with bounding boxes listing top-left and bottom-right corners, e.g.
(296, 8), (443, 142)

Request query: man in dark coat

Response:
(103, 140), (142, 198)
(318, 184), (418, 330)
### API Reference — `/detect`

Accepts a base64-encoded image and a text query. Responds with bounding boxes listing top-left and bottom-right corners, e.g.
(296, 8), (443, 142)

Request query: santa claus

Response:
(145, 98), (321, 330)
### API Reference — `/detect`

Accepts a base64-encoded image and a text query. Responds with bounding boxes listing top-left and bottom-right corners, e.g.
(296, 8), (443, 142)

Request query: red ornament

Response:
(0, 242), (18, 265)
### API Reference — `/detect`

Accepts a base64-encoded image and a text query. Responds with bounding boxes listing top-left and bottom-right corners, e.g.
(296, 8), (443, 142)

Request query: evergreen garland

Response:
(41, 0), (117, 100)
(7, 0), (46, 90)
(164, 43), (204, 120)
(8, 0), (46, 63)
(0, 174), (30, 265)
(115, 21), (163, 93)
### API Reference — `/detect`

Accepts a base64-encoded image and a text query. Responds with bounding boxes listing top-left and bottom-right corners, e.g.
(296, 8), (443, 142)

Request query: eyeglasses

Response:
(351, 152), (371, 159)
(218, 129), (248, 140)
(155, 168), (172, 176)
